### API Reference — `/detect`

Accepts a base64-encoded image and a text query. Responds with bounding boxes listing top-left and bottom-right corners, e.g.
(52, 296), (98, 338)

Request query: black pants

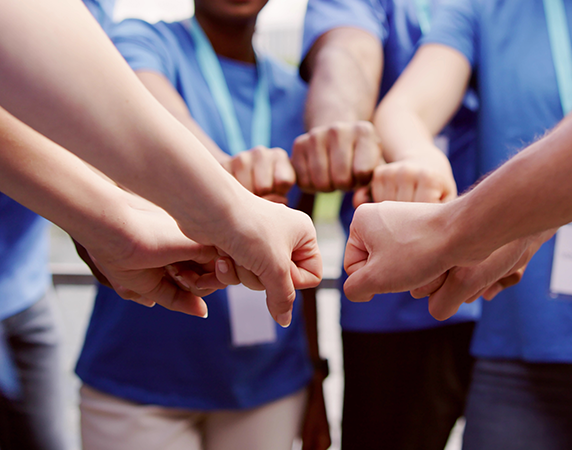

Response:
(342, 322), (475, 450)
(0, 292), (67, 450)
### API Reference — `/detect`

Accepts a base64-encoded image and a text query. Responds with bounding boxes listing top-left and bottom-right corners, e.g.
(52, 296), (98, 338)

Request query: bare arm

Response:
(0, 107), (226, 315)
(136, 71), (230, 164)
(343, 114), (572, 317)
(361, 44), (473, 204)
(293, 27), (383, 191)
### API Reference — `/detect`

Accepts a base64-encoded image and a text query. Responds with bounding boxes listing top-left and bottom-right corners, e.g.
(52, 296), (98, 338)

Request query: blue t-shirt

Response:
(424, 0), (572, 362)
(0, 196), (50, 321)
(83, 0), (115, 32)
(76, 18), (313, 410)
(303, 0), (481, 332)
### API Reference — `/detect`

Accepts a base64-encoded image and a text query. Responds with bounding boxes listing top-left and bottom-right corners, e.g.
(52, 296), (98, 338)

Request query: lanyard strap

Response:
(544, 0), (572, 115)
(188, 17), (271, 155)
(414, 0), (432, 35)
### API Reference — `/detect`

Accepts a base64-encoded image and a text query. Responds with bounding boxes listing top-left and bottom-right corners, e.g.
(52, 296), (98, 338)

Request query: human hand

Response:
(343, 201), (452, 302)
(292, 121), (383, 192)
(222, 146), (296, 204)
(411, 229), (556, 320)
(353, 146), (456, 207)
(214, 195), (322, 327)
(78, 193), (231, 316)
(301, 373), (331, 450)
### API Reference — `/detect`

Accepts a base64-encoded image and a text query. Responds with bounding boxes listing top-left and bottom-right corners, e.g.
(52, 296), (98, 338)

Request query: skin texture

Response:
(0, 0), (322, 326)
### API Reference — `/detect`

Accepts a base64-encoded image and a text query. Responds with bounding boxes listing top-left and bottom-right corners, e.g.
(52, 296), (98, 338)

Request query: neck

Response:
(194, 12), (256, 64)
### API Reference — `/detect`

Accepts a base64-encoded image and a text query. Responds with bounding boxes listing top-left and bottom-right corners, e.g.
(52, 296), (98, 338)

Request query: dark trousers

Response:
(342, 322), (475, 450)
(463, 358), (572, 450)
(0, 292), (67, 450)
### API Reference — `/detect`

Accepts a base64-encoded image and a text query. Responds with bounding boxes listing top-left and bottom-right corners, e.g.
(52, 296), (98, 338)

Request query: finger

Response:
(120, 271), (210, 318)
(261, 262), (297, 327)
(290, 235), (323, 290)
(251, 146), (275, 197)
(292, 134), (313, 191)
(352, 186), (371, 208)
(235, 265), (265, 291)
(370, 168), (397, 203)
(413, 173), (443, 203)
(214, 257), (240, 286)
(326, 124), (354, 190)
(230, 152), (254, 192)
(353, 121), (382, 186)
(262, 193), (289, 204)
(394, 172), (416, 202)
(343, 231), (369, 277)
(343, 269), (377, 303)
(410, 272), (448, 298)
(306, 128), (333, 192)
(272, 148), (296, 195)
(482, 270), (524, 300)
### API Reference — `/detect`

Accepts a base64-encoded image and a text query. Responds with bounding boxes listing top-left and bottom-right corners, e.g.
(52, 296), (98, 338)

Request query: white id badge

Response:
(434, 135), (450, 156)
(227, 284), (277, 347)
(550, 223), (572, 296)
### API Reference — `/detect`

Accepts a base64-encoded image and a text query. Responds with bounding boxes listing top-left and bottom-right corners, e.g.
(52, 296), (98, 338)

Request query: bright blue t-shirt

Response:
(424, 0), (572, 362)
(83, 0), (115, 32)
(0, 196), (50, 322)
(76, 18), (313, 410)
(303, 0), (481, 332)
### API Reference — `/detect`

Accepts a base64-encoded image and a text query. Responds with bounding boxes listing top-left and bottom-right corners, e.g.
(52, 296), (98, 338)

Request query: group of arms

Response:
(2, 0), (570, 326)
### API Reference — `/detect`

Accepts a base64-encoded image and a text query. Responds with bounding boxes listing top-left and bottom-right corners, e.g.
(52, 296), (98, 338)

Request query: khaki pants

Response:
(80, 384), (307, 450)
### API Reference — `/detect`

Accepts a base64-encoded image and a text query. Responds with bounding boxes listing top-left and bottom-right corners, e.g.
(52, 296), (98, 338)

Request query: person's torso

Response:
(76, 19), (312, 410)
(303, 0), (480, 332)
(429, 0), (572, 361)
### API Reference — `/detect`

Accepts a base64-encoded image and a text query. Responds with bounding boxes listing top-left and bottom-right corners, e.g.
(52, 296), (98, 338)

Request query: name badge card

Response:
(434, 135), (450, 156)
(550, 224), (572, 296)
(227, 284), (277, 347)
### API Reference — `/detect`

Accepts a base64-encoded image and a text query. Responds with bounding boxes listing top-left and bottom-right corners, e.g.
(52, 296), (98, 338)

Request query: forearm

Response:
(136, 71), (230, 165)
(444, 116), (572, 263)
(0, 108), (138, 251)
(303, 28), (382, 129)
(374, 44), (471, 163)
(0, 0), (245, 244)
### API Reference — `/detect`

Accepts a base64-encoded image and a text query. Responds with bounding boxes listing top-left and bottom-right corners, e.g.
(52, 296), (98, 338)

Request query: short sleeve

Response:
(109, 19), (178, 81)
(301, 0), (390, 61)
(420, 0), (479, 68)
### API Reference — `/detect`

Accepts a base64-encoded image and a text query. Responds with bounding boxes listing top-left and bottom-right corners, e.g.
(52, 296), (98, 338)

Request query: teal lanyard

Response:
(544, 0), (572, 115)
(188, 16), (271, 155)
(414, 0), (432, 35)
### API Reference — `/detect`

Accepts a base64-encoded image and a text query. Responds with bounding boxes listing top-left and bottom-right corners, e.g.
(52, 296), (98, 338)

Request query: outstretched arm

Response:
(0, 0), (322, 326)
(0, 107), (226, 316)
(293, 27), (384, 192)
(344, 113), (572, 317)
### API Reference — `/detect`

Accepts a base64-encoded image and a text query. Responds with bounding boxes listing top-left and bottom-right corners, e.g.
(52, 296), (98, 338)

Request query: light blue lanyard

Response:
(544, 0), (572, 115)
(414, 0), (432, 35)
(188, 17), (271, 155)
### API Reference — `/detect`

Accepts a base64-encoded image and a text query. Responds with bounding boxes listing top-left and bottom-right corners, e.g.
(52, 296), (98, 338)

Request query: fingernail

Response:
(217, 259), (229, 274)
(201, 309), (209, 319)
(166, 264), (191, 290)
(146, 302), (156, 308)
(277, 312), (292, 328)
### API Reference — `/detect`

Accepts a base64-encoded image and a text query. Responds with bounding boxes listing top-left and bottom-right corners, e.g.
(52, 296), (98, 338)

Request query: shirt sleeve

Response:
(420, 0), (479, 69)
(109, 19), (178, 82)
(301, 0), (390, 61)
